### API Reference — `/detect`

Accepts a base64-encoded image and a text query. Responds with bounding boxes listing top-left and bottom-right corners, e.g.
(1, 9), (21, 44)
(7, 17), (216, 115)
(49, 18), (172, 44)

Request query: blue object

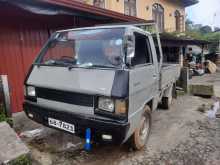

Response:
(84, 128), (91, 151)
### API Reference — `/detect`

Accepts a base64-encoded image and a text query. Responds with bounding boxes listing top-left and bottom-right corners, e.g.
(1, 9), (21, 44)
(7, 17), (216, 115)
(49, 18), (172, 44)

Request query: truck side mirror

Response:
(124, 35), (135, 66)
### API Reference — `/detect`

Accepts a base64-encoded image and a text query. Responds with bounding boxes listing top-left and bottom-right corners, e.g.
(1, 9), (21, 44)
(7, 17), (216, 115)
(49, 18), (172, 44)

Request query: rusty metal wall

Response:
(0, 0), (126, 113)
(0, 24), (49, 113)
(0, 8), (101, 113)
(0, 21), (99, 113)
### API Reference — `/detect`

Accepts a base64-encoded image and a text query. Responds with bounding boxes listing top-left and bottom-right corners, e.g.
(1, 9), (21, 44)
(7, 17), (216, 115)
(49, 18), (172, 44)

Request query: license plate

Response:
(48, 118), (75, 134)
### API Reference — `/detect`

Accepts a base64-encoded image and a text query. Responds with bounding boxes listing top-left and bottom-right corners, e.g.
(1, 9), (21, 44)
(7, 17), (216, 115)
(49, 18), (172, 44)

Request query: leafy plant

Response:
(185, 19), (220, 42)
(9, 155), (31, 165)
(0, 104), (13, 126)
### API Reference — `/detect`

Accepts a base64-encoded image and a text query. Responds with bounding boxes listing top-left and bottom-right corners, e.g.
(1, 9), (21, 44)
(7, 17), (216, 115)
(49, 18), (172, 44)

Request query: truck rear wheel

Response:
(130, 106), (151, 150)
(161, 83), (176, 110)
(161, 96), (172, 109)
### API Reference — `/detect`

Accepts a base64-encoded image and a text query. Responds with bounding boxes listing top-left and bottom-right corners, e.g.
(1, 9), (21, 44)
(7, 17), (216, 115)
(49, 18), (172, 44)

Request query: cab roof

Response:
(57, 25), (151, 36)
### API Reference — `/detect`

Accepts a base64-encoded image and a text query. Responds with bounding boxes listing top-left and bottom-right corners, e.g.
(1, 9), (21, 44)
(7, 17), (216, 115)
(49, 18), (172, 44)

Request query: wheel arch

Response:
(146, 99), (153, 111)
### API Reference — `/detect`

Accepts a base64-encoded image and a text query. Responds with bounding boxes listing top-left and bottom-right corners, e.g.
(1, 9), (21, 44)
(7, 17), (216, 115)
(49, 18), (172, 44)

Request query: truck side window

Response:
(132, 32), (152, 66)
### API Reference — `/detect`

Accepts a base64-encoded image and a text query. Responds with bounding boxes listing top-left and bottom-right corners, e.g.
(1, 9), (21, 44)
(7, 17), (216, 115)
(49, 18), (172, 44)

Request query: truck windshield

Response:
(38, 28), (125, 68)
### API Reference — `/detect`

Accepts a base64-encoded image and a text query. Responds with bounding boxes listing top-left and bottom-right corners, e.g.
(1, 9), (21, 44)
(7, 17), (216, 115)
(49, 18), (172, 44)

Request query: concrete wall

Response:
(85, 0), (124, 13)
(106, 0), (125, 14)
(84, 0), (185, 32)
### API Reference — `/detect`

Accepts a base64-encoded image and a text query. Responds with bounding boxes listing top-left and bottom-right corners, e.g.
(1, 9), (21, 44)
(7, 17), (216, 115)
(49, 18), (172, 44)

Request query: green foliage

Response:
(185, 31), (220, 53)
(185, 30), (205, 40)
(203, 32), (220, 41)
(185, 18), (197, 31)
(215, 27), (220, 32)
(9, 155), (31, 165)
(199, 25), (212, 34)
(185, 19), (220, 42)
(184, 19), (220, 53)
(0, 104), (13, 126)
(206, 32), (220, 53)
(184, 30), (220, 42)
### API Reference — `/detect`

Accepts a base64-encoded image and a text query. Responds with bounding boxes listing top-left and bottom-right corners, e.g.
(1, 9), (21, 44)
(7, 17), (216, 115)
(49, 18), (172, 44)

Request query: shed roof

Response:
(1, 0), (198, 23)
(158, 33), (210, 46)
(1, 0), (144, 22)
(41, 0), (144, 22)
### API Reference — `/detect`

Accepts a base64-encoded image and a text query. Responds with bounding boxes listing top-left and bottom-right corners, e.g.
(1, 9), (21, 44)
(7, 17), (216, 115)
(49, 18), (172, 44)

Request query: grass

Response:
(0, 103), (13, 127)
(9, 155), (31, 165)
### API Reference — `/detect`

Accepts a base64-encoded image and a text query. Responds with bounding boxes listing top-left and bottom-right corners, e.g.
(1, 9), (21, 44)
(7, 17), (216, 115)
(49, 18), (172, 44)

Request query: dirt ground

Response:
(14, 71), (220, 165)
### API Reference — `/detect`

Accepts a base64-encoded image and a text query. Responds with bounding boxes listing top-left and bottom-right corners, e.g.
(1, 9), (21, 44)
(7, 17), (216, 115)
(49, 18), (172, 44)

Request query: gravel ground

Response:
(14, 72), (220, 165)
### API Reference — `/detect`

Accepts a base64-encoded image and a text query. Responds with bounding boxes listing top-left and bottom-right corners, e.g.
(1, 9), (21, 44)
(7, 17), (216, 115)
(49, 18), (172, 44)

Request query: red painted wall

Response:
(0, 24), (50, 113)
(0, 5), (100, 113)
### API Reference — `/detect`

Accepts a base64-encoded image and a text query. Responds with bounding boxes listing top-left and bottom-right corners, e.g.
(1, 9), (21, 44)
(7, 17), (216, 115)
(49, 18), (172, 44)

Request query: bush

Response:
(0, 104), (13, 126)
(9, 155), (31, 165)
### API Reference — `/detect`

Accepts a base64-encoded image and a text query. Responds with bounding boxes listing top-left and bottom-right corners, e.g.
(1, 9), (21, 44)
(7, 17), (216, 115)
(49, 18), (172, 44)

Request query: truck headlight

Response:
(115, 100), (127, 115)
(26, 86), (36, 97)
(98, 97), (128, 116)
(98, 97), (114, 112)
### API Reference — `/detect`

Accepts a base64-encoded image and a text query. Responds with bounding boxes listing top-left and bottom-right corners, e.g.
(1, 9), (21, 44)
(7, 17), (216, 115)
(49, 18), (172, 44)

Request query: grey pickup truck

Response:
(23, 24), (180, 150)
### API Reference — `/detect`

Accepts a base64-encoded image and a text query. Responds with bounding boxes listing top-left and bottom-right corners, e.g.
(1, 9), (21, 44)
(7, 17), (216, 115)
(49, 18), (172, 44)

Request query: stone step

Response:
(0, 122), (30, 164)
(189, 84), (214, 97)
(214, 86), (220, 98)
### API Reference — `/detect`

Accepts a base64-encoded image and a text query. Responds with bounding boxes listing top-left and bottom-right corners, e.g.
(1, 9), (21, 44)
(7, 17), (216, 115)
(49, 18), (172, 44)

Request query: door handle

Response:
(153, 74), (157, 78)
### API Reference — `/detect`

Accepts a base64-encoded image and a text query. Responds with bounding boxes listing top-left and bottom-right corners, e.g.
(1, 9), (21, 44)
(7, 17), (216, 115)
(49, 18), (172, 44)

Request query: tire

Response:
(172, 83), (177, 99)
(130, 105), (152, 150)
(161, 96), (172, 109)
(161, 83), (175, 110)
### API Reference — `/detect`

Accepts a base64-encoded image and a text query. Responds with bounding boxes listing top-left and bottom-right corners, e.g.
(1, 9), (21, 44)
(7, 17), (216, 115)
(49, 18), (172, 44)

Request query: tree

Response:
(184, 19), (220, 53)
(204, 32), (220, 53)
(185, 19), (193, 31)
(214, 27), (220, 32)
(199, 25), (212, 34)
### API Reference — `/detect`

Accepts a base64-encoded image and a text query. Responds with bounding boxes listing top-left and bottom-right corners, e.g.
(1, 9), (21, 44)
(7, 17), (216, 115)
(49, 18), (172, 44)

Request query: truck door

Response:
(129, 32), (158, 116)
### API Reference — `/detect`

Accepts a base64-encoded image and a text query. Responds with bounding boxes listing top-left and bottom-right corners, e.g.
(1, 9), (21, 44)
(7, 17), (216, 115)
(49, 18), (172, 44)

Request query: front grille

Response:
(36, 87), (94, 107)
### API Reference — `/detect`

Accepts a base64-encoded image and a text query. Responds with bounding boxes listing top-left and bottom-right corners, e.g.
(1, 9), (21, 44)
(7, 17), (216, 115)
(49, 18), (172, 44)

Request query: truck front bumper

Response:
(23, 101), (129, 144)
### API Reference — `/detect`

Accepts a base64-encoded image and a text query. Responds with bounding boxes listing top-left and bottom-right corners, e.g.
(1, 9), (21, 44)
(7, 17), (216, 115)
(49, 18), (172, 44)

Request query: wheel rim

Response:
(139, 115), (150, 143)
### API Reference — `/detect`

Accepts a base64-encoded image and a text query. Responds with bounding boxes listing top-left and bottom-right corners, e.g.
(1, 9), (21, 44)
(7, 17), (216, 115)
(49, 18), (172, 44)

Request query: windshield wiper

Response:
(68, 64), (115, 70)
(67, 64), (78, 70)
(89, 64), (115, 68)
(43, 59), (76, 68)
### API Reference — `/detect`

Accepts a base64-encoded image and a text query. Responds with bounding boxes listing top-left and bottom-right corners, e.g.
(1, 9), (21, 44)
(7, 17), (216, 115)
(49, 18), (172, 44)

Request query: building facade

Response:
(80, 0), (197, 32)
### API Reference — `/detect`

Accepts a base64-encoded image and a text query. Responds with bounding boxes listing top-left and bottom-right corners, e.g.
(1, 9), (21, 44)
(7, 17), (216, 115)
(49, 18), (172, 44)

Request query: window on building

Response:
(131, 32), (152, 66)
(152, 3), (164, 32)
(175, 10), (181, 32)
(124, 0), (136, 17)
(94, 0), (105, 8)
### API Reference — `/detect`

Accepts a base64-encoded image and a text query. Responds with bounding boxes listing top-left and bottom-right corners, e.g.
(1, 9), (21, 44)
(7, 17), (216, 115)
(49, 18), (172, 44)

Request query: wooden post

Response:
(179, 46), (184, 67)
(179, 67), (189, 93)
(201, 44), (205, 68)
(0, 75), (11, 117)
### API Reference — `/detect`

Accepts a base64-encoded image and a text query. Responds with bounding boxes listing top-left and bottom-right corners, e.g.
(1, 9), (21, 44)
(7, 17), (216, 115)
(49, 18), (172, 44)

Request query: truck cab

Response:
(24, 25), (180, 150)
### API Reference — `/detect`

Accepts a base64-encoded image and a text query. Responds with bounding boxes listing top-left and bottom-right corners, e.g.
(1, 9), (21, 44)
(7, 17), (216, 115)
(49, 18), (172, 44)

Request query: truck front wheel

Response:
(130, 105), (151, 150)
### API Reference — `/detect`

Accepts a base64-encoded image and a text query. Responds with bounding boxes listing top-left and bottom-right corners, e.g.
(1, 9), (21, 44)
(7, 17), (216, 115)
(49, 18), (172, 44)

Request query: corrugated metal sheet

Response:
(0, 0), (130, 113)
(0, 14), (103, 113)
(0, 24), (49, 113)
